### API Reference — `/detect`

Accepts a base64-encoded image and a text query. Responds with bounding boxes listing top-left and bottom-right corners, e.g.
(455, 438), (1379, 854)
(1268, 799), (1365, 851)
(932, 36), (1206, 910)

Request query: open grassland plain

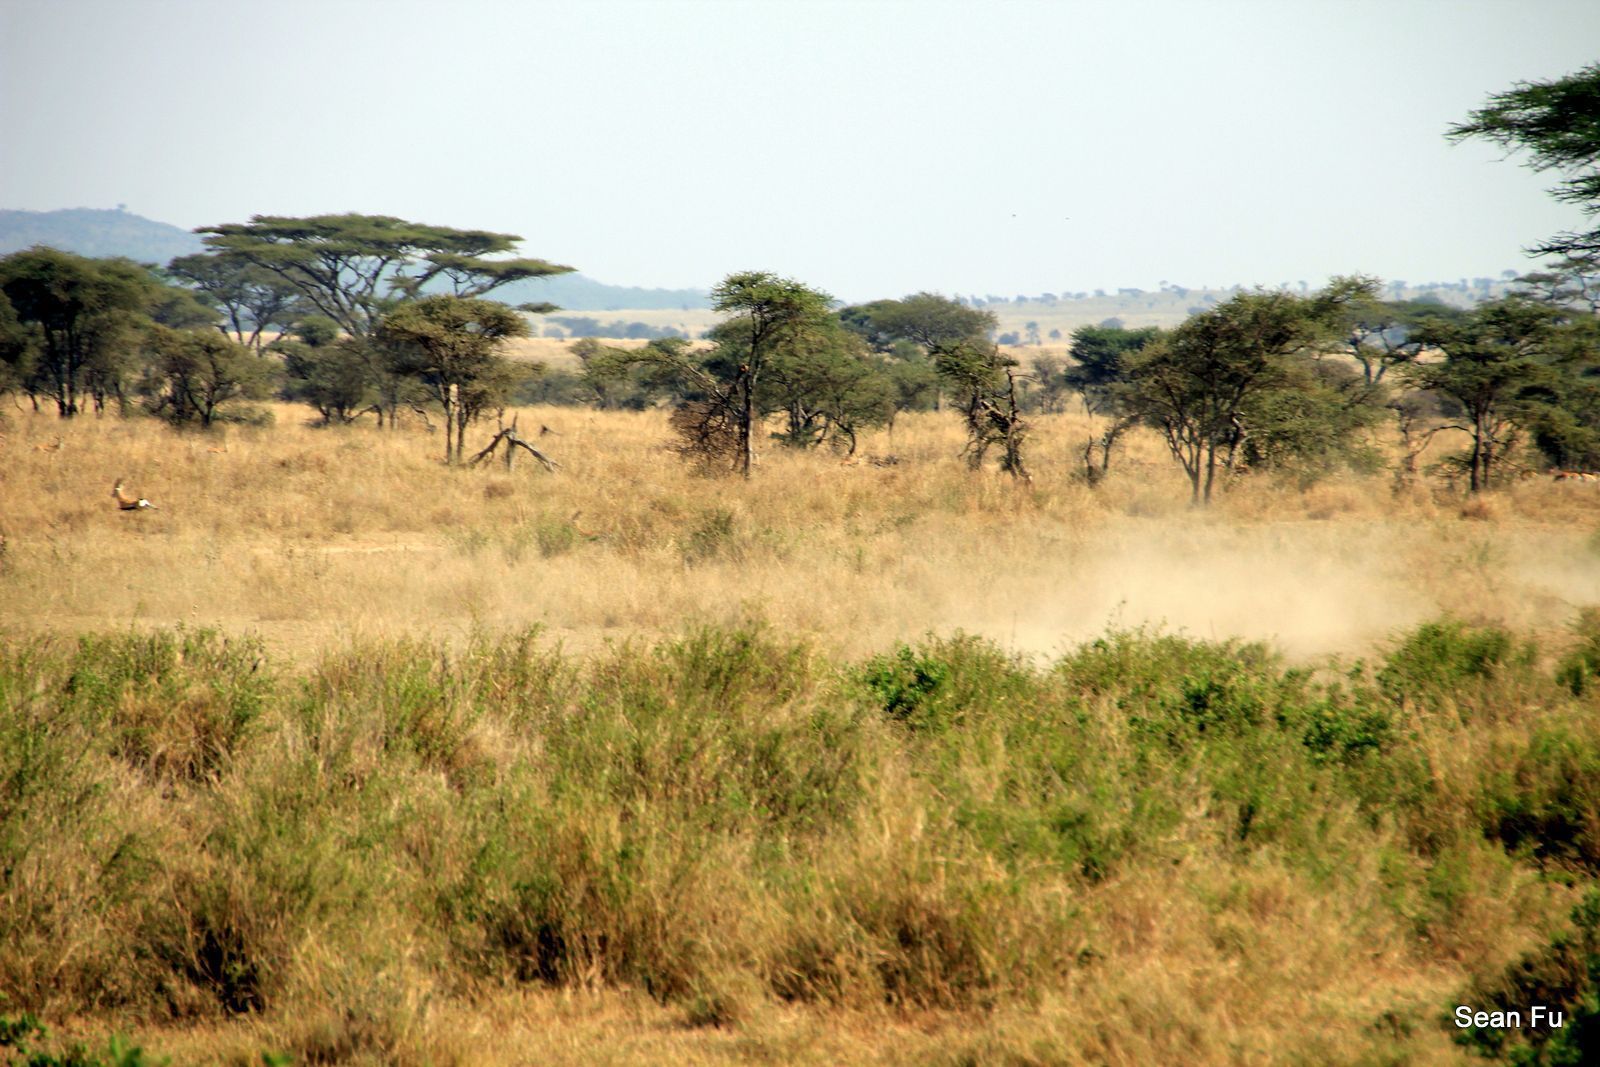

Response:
(5, 405), (1600, 661)
(6, 407), (1600, 1064)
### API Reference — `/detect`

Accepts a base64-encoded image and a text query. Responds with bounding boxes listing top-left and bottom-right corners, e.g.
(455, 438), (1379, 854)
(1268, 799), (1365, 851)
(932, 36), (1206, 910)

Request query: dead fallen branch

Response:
(468, 416), (560, 472)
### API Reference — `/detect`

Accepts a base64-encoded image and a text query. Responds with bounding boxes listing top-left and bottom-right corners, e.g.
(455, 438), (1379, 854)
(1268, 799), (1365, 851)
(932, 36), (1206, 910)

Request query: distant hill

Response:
(0, 207), (205, 263)
(495, 273), (710, 311)
(0, 207), (711, 311)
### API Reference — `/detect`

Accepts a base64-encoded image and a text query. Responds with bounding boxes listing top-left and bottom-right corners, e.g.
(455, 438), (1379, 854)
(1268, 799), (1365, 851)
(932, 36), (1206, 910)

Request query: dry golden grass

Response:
(4, 403), (1599, 665)
(6, 404), (1600, 1064)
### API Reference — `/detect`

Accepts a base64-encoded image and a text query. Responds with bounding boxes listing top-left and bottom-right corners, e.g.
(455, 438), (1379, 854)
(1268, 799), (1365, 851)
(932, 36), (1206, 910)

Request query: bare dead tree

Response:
(996, 367), (1033, 484)
(468, 414), (560, 473)
(1081, 415), (1136, 487)
(668, 398), (744, 472)
(939, 344), (1033, 483)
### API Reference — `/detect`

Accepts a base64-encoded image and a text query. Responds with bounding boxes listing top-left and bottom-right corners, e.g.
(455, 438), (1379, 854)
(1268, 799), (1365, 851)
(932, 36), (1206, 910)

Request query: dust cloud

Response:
(949, 519), (1600, 662)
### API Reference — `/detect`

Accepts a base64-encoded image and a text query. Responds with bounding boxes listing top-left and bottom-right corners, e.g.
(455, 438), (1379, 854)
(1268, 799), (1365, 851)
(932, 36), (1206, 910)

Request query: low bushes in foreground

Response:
(2, 618), (1599, 1062)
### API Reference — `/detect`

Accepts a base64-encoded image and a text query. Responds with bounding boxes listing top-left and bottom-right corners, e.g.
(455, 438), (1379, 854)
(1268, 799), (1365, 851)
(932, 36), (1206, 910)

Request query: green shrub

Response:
(1056, 630), (1282, 745)
(860, 644), (950, 727)
(859, 634), (1034, 733)
(1479, 724), (1600, 871)
(1452, 889), (1600, 1063)
(1556, 608), (1600, 697)
(0, 1013), (166, 1066)
(63, 628), (270, 782)
(1298, 683), (1395, 765)
(299, 641), (482, 783)
(10, 616), (1600, 1047)
(1378, 620), (1520, 708)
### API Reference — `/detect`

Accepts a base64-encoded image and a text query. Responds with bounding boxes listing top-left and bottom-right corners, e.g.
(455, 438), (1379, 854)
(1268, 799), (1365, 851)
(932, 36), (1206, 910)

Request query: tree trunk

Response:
(739, 374), (755, 478)
(443, 384), (459, 465)
(1479, 414), (1494, 491)
(1469, 424), (1484, 493)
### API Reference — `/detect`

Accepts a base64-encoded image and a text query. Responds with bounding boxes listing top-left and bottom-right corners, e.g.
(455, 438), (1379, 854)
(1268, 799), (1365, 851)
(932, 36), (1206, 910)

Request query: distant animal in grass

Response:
(112, 479), (157, 511)
(34, 437), (63, 453)
(1554, 470), (1600, 482)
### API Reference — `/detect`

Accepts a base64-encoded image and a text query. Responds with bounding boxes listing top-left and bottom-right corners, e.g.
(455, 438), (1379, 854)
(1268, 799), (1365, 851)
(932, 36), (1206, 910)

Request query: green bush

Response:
(1479, 724), (1600, 871)
(1377, 620), (1520, 708)
(1452, 889), (1600, 1063)
(1298, 683), (1395, 765)
(1556, 608), (1600, 697)
(859, 634), (1035, 733)
(1056, 630), (1282, 745)
(63, 628), (270, 782)
(0, 1013), (165, 1066)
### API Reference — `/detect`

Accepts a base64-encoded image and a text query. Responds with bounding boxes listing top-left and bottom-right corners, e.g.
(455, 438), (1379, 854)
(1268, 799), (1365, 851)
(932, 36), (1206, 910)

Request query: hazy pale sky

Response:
(2, 0), (1597, 301)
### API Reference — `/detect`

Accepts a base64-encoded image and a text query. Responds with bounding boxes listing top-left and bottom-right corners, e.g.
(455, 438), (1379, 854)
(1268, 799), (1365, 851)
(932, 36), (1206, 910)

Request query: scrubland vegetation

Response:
(6, 581), (1600, 1063)
(6, 58), (1600, 1067)
(6, 405), (1600, 1064)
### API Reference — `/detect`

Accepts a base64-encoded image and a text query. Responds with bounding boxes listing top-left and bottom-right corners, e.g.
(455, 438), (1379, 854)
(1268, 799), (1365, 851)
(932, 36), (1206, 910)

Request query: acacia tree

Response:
(167, 251), (304, 351)
(79, 309), (151, 416)
(1512, 254), (1600, 316)
(0, 292), (34, 404)
(375, 295), (530, 464)
(580, 336), (746, 469)
(0, 248), (170, 417)
(936, 340), (1031, 481)
(708, 272), (835, 477)
(1406, 298), (1562, 492)
(278, 318), (375, 425)
(1124, 278), (1373, 504)
(761, 319), (896, 454)
(844, 292), (997, 352)
(1334, 290), (1459, 390)
(194, 214), (574, 339)
(1504, 256), (1600, 470)
(139, 326), (274, 428)
(1061, 324), (1161, 484)
(1449, 62), (1600, 260)
(588, 273), (834, 475)
(840, 292), (1030, 472)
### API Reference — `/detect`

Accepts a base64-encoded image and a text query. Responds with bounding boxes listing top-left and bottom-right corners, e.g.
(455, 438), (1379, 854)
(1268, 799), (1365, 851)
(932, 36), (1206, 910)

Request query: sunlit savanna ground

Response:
(4, 402), (1599, 662)
(5, 403), (1600, 1065)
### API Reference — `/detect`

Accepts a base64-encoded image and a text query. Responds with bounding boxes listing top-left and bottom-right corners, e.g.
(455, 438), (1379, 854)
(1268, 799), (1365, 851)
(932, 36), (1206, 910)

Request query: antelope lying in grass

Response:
(112, 479), (157, 511)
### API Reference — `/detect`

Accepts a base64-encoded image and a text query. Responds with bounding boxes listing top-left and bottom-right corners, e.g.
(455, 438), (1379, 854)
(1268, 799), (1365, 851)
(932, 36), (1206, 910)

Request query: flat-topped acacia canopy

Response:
(195, 212), (574, 338)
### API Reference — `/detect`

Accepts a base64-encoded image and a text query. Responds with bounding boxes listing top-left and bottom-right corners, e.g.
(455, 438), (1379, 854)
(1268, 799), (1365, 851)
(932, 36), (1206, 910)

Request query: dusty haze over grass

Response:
(8, 402), (1600, 1066)
(4, 403), (1599, 663)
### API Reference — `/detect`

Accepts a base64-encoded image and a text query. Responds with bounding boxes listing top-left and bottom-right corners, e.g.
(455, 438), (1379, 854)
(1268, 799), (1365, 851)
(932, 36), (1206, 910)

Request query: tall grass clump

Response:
(1453, 889), (1600, 1063)
(64, 627), (272, 782)
(6, 617), (1600, 1061)
(1556, 606), (1600, 697)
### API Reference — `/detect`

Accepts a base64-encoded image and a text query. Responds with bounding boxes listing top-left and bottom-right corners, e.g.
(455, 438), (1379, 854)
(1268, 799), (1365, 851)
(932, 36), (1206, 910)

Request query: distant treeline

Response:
(540, 316), (692, 340)
(4, 225), (1598, 503)
(952, 276), (1518, 309)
